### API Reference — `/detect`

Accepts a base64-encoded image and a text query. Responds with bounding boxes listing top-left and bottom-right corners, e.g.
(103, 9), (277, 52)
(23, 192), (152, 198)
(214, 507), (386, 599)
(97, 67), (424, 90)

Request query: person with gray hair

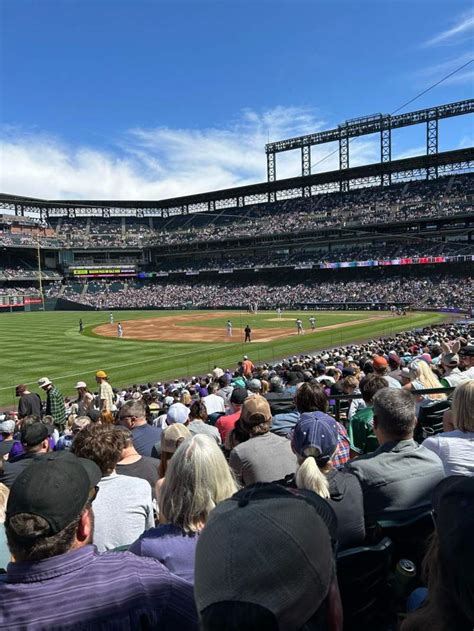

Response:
(118, 399), (162, 459)
(129, 434), (238, 583)
(345, 387), (445, 524)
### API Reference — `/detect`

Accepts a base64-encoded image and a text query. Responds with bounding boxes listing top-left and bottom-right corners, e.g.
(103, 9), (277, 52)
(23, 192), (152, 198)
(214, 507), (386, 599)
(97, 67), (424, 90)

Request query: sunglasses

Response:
(88, 486), (100, 504)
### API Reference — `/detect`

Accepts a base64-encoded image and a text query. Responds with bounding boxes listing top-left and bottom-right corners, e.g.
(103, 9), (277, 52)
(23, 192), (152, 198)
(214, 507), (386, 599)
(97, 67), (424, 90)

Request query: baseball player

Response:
(244, 324), (252, 343)
(309, 316), (316, 331)
(117, 323), (123, 338)
(109, 313), (114, 324)
(296, 318), (304, 335)
(226, 320), (233, 337)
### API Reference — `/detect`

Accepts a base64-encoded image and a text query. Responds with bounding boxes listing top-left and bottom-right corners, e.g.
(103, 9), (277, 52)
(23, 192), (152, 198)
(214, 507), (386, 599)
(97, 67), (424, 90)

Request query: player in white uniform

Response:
(277, 307), (282, 319)
(117, 323), (123, 338)
(309, 316), (316, 331)
(226, 320), (233, 337)
(109, 313), (114, 324)
(296, 319), (304, 335)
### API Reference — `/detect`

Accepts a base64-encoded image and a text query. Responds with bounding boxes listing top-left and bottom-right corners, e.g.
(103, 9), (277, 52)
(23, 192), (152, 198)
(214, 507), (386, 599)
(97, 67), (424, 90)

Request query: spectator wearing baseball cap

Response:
(75, 381), (94, 417)
(156, 424), (192, 496)
(15, 384), (42, 420)
(229, 396), (297, 486)
(0, 418), (16, 459)
(195, 483), (342, 631)
(401, 476), (474, 631)
(37, 377), (66, 430)
(289, 413), (365, 550)
(2, 452), (198, 630)
(95, 370), (116, 418)
(0, 422), (50, 488)
(166, 402), (190, 425)
(215, 387), (247, 444)
(294, 382), (351, 467)
(372, 356), (402, 389)
(130, 434), (238, 583)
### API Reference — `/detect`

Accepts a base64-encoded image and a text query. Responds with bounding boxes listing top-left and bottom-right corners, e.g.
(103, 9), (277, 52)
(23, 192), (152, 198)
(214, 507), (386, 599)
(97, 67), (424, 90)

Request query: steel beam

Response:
(301, 145), (311, 177)
(265, 99), (473, 155)
(427, 112), (439, 180)
(339, 133), (349, 192)
(267, 151), (276, 182)
(381, 118), (392, 186)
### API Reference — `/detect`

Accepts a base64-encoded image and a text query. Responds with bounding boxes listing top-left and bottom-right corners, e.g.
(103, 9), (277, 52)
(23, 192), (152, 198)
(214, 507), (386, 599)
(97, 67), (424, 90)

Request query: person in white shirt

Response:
(423, 380), (474, 477)
(72, 424), (154, 551)
(202, 383), (225, 416)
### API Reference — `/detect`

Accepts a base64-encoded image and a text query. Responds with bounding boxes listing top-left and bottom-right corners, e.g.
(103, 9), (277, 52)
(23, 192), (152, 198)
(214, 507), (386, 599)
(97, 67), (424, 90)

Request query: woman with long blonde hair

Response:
(406, 360), (446, 399)
(130, 434), (238, 582)
(423, 380), (474, 477)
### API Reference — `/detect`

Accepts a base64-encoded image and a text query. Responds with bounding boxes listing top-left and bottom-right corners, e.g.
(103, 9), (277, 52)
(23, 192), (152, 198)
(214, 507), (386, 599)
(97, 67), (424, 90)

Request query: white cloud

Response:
(0, 107), (379, 201)
(423, 10), (474, 47)
(415, 52), (474, 87)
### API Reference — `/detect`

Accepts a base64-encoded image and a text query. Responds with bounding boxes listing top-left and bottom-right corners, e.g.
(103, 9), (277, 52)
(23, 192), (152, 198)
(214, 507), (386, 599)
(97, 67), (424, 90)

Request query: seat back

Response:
(337, 537), (393, 631)
(377, 510), (434, 569)
(415, 400), (450, 443)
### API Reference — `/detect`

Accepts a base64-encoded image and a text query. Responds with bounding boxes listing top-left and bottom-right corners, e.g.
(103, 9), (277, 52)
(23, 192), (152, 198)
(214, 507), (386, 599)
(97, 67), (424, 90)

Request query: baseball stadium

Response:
(1, 3), (474, 627)
(0, 99), (472, 406)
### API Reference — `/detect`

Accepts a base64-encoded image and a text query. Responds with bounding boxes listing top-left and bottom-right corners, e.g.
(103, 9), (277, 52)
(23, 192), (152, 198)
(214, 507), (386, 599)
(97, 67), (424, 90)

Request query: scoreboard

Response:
(68, 265), (136, 278)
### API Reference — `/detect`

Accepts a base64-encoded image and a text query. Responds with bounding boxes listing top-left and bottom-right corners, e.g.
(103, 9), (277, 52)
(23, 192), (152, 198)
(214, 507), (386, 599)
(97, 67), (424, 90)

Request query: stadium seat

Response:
(414, 400), (451, 443)
(376, 510), (434, 570)
(336, 536), (394, 631)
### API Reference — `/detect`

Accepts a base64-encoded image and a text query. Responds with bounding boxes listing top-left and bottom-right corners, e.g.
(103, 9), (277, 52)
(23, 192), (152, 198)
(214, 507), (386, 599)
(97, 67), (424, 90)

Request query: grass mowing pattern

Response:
(0, 309), (445, 408)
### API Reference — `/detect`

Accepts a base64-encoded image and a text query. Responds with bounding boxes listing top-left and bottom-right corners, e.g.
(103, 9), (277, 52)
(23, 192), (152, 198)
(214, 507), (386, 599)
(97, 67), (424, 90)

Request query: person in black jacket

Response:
(288, 410), (366, 550)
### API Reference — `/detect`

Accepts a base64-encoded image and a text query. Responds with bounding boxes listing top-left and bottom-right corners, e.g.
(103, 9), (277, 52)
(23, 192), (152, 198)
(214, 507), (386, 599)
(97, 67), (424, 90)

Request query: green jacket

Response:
(348, 406), (379, 455)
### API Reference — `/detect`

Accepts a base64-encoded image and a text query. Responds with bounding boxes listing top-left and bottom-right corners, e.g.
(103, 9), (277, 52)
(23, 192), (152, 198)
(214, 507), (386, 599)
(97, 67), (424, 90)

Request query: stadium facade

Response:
(0, 100), (472, 313)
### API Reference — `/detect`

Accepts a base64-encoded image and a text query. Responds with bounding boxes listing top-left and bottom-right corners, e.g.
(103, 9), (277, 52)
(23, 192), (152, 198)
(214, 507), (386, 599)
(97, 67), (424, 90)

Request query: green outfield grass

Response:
(0, 309), (446, 409)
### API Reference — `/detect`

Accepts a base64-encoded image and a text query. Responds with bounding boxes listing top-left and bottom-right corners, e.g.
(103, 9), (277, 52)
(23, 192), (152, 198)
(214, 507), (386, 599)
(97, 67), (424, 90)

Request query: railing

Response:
(330, 387), (455, 422)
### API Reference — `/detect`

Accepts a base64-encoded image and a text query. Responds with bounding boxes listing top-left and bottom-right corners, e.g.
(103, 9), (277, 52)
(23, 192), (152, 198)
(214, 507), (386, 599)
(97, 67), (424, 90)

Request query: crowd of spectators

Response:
(1, 173), (470, 251)
(62, 273), (473, 310)
(0, 320), (473, 628)
(156, 240), (473, 273)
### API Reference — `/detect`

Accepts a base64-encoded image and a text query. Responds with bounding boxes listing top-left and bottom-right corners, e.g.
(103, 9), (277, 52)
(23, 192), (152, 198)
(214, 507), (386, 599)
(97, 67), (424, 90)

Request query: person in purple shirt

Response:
(118, 399), (162, 459)
(130, 434), (238, 583)
(0, 451), (198, 630)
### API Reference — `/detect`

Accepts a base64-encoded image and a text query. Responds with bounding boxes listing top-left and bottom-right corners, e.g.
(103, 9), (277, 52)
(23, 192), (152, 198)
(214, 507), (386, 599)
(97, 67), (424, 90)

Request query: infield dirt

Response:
(93, 311), (392, 343)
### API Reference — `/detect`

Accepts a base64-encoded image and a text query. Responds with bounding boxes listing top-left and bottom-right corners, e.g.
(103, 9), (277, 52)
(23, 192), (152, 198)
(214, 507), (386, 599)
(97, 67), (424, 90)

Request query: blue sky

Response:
(0, 0), (472, 200)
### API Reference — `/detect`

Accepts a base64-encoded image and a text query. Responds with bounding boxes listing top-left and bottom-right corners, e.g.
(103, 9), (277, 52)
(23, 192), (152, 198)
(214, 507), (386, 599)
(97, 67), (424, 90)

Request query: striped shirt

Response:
(0, 545), (198, 630)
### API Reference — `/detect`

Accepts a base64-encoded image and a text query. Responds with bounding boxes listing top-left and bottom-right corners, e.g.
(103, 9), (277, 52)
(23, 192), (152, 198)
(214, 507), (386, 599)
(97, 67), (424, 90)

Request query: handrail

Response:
(329, 387), (455, 422)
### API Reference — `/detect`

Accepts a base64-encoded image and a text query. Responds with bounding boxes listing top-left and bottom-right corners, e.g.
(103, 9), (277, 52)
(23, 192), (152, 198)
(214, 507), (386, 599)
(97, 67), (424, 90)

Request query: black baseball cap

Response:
(459, 345), (474, 357)
(6, 452), (102, 536)
(21, 423), (48, 447)
(230, 387), (248, 405)
(195, 483), (337, 631)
